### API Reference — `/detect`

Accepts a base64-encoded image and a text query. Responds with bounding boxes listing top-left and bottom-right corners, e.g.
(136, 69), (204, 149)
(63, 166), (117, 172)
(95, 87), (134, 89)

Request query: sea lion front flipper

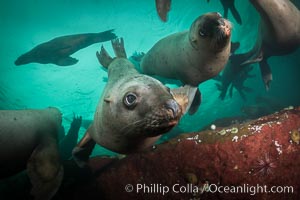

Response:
(229, 4), (242, 25)
(170, 85), (198, 115)
(259, 59), (272, 90)
(55, 56), (78, 66)
(72, 130), (96, 168)
(111, 38), (127, 58)
(96, 45), (113, 68)
(188, 88), (201, 115)
(27, 137), (63, 200)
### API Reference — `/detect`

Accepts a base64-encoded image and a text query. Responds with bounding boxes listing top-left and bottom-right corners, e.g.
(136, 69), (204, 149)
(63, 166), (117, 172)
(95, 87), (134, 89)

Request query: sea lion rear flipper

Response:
(259, 59), (272, 90)
(111, 38), (127, 58)
(27, 138), (63, 200)
(241, 50), (264, 66)
(72, 130), (96, 168)
(55, 56), (78, 66)
(96, 45), (113, 68)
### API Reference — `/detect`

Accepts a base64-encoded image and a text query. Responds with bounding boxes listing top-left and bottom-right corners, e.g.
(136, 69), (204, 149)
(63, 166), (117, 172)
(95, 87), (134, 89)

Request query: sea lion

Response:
(141, 12), (232, 87)
(155, 0), (171, 22)
(15, 29), (117, 66)
(72, 38), (197, 167)
(0, 107), (63, 200)
(241, 0), (300, 90)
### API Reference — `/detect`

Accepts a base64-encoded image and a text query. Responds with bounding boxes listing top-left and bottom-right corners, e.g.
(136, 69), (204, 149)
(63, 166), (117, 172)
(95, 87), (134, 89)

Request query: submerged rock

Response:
(57, 107), (300, 199)
(1, 107), (300, 199)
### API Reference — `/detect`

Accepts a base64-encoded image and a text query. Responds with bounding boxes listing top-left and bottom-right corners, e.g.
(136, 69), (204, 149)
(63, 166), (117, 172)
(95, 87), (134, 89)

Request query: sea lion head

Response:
(97, 74), (183, 153)
(189, 12), (232, 52)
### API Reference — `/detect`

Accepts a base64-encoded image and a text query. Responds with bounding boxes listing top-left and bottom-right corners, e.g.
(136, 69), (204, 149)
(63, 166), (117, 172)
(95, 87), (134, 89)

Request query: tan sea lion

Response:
(72, 38), (197, 167)
(15, 29), (117, 66)
(141, 12), (232, 87)
(0, 107), (63, 200)
(140, 12), (231, 113)
(241, 0), (300, 90)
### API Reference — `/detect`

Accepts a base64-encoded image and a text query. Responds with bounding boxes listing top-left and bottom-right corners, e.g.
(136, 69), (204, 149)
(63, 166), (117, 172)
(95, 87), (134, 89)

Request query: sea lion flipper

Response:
(55, 56), (78, 66)
(27, 140), (63, 200)
(96, 45), (113, 68)
(111, 38), (127, 58)
(188, 88), (201, 115)
(170, 85), (201, 115)
(241, 50), (264, 66)
(259, 59), (273, 91)
(72, 130), (96, 168)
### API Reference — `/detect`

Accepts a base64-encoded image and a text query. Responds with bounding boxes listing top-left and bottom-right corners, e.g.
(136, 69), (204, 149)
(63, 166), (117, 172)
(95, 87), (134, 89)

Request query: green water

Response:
(1, 0), (300, 155)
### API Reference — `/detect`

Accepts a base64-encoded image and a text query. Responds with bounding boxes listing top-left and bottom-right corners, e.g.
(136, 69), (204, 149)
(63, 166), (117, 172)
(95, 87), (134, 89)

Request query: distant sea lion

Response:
(15, 29), (117, 66)
(72, 38), (197, 166)
(0, 107), (63, 200)
(155, 0), (171, 22)
(241, 0), (300, 90)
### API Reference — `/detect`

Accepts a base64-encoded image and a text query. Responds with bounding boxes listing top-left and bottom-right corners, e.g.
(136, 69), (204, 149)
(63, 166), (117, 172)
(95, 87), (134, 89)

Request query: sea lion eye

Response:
(199, 29), (206, 37)
(123, 92), (137, 108)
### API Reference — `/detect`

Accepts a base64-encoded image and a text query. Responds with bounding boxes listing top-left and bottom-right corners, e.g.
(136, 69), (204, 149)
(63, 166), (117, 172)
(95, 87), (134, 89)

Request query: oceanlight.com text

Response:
(124, 183), (294, 196)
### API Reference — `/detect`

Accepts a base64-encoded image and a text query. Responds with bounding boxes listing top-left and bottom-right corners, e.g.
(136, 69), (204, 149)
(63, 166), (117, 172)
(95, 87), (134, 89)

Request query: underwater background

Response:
(1, 0), (300, 156)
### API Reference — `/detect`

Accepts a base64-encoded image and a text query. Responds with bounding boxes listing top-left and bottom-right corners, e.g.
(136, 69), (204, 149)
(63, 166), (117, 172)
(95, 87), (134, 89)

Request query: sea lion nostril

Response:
(165, 99), (180, 118)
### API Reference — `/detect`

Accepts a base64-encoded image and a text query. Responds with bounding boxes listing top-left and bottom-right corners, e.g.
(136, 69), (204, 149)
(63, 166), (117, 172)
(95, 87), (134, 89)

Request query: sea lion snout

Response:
(164, 99), (181, 119)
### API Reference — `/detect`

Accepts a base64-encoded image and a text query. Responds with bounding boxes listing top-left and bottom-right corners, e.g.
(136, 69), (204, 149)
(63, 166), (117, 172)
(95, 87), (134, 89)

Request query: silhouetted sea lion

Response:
(242, 0), (300, 90)
(0, 107), (63, 200)
(220, 0), (242, 25)
(155, 0), (171, 22)
(72, 38), (197, 167)
(15, 29), (117, 66)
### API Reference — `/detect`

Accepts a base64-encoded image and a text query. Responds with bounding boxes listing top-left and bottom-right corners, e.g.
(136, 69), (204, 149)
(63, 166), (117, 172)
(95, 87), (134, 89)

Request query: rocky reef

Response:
(1, 107), (299, 199)
(58, 106), (300, 199)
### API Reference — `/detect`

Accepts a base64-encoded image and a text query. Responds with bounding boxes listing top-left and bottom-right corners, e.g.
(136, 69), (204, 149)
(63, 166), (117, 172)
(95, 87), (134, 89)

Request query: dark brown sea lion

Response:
(15, 29), (117, 66)
(72, 38), (197, 167)
(242, 0), (300, 90)
(155, 0), (171, 22)
(0, 107), (63, 200)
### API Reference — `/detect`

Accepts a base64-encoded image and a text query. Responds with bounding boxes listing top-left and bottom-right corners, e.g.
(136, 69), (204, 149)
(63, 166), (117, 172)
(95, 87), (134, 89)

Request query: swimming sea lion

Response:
(141, 12), (232, 87)
(0, 107), (63, 200)
(15, 29), (117, 66)
(72, 38), (197, 167)
(241, 0), (300, 90)
(155, 0), (171, 22)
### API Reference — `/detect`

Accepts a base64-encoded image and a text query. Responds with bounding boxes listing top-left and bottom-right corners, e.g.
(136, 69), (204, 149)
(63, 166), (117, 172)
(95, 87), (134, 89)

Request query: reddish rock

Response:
(59, 107), (300, 199)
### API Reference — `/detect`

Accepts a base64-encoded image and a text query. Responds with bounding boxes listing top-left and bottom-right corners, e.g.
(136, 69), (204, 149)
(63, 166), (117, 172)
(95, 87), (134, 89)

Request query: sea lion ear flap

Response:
(170, 85), (201, 115)
(104, 95), (113, 103)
